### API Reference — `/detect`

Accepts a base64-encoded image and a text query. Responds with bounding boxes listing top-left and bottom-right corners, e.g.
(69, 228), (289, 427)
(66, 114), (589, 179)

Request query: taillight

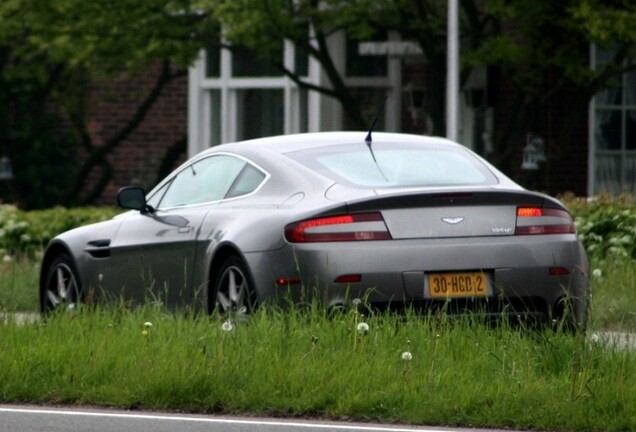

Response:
(515, 207), (575, 235)
(285, 212), (391, 243)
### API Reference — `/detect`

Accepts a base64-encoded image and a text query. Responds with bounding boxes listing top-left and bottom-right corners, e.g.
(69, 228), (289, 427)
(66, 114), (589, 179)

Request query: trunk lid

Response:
(344, 190), (561, 239)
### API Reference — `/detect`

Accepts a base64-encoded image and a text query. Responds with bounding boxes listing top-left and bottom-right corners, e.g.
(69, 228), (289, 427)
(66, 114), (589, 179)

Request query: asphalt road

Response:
(0, 405), (506, 432)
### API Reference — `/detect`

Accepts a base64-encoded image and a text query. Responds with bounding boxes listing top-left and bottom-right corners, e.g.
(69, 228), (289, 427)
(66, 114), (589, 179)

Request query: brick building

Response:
(82, 63), (188, 205)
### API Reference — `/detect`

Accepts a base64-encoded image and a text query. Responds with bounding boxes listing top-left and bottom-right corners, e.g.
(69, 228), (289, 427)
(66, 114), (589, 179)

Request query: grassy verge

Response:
(1, 305), (635, 431)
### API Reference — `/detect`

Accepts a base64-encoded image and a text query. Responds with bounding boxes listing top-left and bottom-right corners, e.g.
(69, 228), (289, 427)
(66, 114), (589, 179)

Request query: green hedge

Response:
(563, 195), (636, 261)
(0, 197), (634, 260)
(0, 205), (119, 258)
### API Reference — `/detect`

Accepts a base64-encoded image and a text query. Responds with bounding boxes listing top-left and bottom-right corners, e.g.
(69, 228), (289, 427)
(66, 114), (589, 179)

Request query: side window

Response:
(158, 155), (246, 208)
(146, 181), (170, 209)
(155, 154), (267, 209)
(226, 164), (267, 198)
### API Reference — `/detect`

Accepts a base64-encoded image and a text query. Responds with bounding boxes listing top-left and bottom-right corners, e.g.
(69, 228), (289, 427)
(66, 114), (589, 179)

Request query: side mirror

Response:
(117, 187), (153, 213)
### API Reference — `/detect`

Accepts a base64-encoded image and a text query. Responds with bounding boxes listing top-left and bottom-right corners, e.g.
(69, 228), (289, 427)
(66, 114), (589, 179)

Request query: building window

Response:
(189, 30), (403, 158)
(232, 46), (282, 77)
(346, 31), (388, 78)
(189, 39), (310, 156)
(342, 87), (387, 130)
(236, 89), (284, 140)
(208, 90), (222, 147)
(343, 31), (398, 131)
(591, 48), (636, 195)
(205, 44), (221, 78)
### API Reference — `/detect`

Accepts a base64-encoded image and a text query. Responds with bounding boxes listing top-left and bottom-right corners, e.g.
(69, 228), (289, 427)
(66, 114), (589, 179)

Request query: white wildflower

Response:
(143, 321), (153, 328)
(401, 351), (413, 361)
(222, 321), (234, 332)
(357, 322), (369, 334)
(592, 268), (602, 278)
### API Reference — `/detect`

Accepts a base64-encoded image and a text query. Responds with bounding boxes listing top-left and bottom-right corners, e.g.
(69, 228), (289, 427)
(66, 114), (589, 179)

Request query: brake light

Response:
(515, 207), (575, 235)
(285, 212), (391, 243)
(517, 207), (543, 217)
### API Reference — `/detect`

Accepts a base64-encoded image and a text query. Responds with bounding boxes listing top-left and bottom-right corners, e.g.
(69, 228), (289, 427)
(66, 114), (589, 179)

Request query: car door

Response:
(103, 154), (249, 307)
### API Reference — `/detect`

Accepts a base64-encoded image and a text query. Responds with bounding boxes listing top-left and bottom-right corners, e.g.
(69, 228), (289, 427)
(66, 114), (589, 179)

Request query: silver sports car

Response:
(40, 132), (589, 326)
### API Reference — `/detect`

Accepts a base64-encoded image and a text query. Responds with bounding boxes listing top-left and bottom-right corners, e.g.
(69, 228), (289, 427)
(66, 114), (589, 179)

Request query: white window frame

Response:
(589, 45), (636, 195)
(188, 31), (403, 158)
(188, 41), (312, 157)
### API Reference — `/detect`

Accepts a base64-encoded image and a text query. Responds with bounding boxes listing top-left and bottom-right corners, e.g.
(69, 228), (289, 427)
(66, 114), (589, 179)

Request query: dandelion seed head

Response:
(352, 298), (362, 307)
(143, 322), (153, 328)
(222, 321), (234, 332)
(357, 322), (369, 334)
(3, 255), (12, 263)
(592, 268), (602, 278)
(401, 351), (413, 361)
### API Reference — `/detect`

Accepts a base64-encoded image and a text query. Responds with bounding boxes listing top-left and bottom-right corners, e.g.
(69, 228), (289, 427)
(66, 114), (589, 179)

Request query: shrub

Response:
(562, 194), (636, 260)
(0, 196), (634, 262)
(0, 205), (119, 258)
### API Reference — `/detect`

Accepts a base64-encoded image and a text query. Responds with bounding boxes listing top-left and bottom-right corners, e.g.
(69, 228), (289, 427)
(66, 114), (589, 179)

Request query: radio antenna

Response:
(364, 94), (389, 181)
(365, 94), (388, 144)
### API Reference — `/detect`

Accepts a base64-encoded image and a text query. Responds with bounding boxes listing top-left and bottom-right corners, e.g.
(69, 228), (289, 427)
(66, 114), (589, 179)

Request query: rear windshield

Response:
(286, 142), (498, 188)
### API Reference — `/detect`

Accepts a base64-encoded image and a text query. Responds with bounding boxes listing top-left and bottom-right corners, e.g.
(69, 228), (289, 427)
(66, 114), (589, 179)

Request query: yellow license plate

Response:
(427, 272), (489, 298)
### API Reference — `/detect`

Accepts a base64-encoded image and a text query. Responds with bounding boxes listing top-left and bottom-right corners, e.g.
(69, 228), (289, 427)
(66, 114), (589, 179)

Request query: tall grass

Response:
(588, 258), (636, 331)
(2, 254), (635, 332)
(1, 304), (635, 431)
(0, 256), (39, 311)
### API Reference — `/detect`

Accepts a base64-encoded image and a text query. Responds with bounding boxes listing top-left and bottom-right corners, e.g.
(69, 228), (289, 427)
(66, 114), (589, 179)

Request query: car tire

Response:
(211, 255), (256, 320)
(42, 253), (81, 313)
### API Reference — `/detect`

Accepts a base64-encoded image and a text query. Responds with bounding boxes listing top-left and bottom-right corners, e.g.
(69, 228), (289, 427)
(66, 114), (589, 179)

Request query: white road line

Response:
(0, 407), (446, 431)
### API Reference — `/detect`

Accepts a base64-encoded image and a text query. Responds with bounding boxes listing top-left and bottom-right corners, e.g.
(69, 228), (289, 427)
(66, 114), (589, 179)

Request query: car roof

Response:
(199, 132), (462, 156)
(168, 131), (521, 192)
(150, 131), (522, 201)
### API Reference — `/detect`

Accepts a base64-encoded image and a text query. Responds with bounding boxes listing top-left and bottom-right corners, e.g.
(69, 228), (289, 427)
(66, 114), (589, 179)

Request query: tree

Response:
(2, 0), (635, 206)
(0, 0), (216, 207)
(462, 0), (636, 177)
(0, 2), (85, 208)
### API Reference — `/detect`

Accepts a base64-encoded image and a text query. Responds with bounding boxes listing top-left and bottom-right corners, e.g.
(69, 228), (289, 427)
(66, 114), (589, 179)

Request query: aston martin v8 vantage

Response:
(40, 132), (589, 326)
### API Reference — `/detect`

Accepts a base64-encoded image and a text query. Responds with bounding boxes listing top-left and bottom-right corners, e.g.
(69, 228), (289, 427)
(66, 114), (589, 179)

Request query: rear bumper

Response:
(245, 234), (589, 325)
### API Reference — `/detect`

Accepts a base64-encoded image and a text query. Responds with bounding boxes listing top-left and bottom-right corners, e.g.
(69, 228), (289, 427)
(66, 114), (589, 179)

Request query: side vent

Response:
(86, 239), (111, 258)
